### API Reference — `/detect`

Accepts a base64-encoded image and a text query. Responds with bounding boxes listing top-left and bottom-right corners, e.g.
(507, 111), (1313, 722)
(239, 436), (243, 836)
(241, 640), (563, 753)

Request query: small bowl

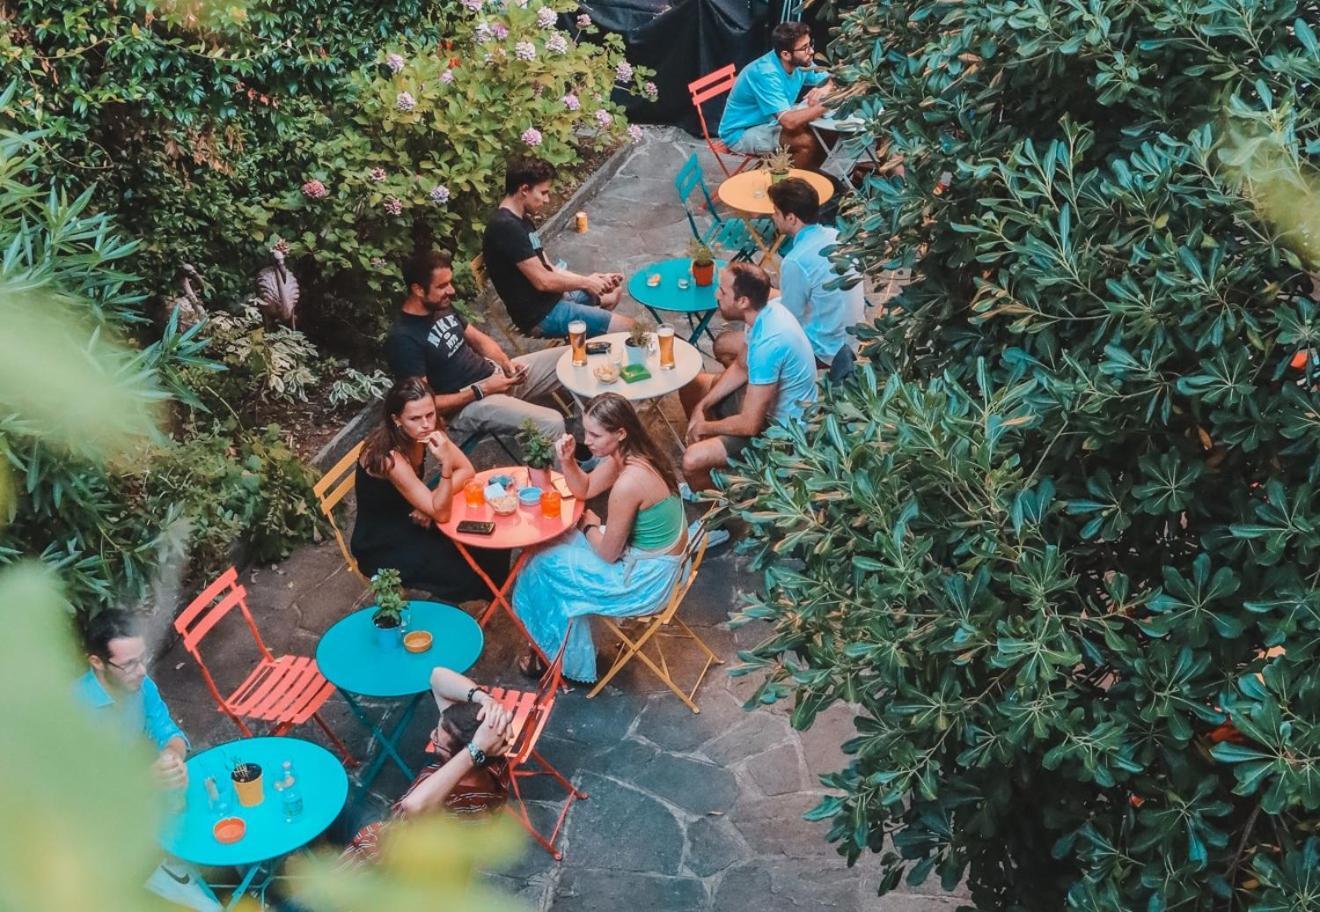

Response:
(213, 817), (246, 844)
(593, 364), (620, 383)
(490, 494), (518, 516)
(518, 486), (543, 509)
(404, 630), (433, 653)
(489, 474), (514, 489)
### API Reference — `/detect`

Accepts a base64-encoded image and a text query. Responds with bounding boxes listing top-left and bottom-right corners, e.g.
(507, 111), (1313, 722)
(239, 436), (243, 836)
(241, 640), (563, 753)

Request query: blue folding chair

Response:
(674, 153), (772, 262)
(780, 0), (804, 21)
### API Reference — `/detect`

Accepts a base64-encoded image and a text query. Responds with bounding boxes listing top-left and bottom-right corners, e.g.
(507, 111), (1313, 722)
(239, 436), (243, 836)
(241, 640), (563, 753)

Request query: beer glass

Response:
(657, 324), (676, 370)
(569, 319), (588, 366)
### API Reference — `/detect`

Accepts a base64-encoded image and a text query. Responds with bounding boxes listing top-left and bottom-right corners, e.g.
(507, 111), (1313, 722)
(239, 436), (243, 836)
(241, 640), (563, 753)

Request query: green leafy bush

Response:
(723, 1), (1320, 910)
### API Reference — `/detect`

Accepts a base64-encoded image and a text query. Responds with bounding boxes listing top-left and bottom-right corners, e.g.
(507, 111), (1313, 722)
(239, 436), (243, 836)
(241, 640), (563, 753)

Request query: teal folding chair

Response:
(674, 153), (772, 262)
(780, 0), (805, 21)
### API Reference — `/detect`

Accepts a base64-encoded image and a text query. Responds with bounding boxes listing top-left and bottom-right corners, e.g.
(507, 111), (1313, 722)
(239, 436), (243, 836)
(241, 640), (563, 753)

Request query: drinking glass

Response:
(568, 320), (588, 366)
(657, 324), (676, 370)
(540, 489), (562, 519)
(464, 479), (485, 508)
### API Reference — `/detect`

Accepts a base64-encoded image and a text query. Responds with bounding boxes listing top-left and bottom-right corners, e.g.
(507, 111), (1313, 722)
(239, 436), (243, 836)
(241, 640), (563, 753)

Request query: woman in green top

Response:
(513, 393), (687, 681)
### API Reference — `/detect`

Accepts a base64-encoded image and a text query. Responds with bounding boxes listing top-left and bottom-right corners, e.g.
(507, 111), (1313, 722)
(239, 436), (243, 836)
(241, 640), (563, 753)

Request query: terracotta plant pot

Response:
(526, 465), (552, 489)
(231, 763), (264, 808)
(691, 261), (715, 286)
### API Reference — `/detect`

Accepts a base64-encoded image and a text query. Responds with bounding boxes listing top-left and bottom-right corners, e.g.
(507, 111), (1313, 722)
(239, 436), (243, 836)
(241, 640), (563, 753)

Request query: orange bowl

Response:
(213, 817), (246, 844)
(404, 630), (433, 653)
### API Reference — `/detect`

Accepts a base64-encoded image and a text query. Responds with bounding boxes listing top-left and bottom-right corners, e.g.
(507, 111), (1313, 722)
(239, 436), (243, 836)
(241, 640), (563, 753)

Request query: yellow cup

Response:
(232, 765), (264, 808)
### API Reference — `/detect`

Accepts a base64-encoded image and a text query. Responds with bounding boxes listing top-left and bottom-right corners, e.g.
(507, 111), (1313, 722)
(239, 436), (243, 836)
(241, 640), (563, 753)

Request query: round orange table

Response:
(436, 466), (584, 664)
(716, 167), (835, 216)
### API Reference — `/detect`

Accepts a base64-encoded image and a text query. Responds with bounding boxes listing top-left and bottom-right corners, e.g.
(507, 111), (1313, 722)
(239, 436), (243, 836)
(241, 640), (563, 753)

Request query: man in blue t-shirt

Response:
(679, 262), (818, 491)
(718, 22), (832, 169)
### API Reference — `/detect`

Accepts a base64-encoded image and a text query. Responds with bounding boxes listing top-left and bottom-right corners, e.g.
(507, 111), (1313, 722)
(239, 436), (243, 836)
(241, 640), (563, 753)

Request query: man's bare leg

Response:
(682, 437), (729, 492)
(781, 124), (824, 171)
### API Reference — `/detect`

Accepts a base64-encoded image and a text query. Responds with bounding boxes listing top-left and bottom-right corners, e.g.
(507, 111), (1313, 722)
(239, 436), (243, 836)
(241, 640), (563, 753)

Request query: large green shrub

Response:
(723, 1), (1320, 909)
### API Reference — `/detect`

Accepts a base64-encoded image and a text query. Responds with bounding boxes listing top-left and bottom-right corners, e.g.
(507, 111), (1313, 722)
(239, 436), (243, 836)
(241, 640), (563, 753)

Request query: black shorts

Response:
(710, 386), (752, 459)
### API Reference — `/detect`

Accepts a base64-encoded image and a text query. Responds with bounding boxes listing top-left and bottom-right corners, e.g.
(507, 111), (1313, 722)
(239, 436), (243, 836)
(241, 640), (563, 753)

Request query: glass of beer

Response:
(540, 489), (562, 519)
(657, 324), (676, 370)
(464, 479), (485, 509)
(569, 319), (588, 366)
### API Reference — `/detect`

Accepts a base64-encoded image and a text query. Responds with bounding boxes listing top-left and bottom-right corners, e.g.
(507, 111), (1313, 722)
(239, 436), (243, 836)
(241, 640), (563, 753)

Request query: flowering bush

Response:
(279, 0), (652, 305)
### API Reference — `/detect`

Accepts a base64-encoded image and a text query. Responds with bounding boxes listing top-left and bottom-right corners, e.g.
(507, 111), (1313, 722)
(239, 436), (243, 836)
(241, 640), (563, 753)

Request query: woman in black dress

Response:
(351, 378), (508, 602)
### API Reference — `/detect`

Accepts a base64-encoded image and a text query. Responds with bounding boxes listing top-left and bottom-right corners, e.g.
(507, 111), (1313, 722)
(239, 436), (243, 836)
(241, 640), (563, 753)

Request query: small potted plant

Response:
(370, 569), (407, 650)
(763, 145), (793, 183)
(518, 419), (556, 489)
(623, 320), (654, 366)
(688, 240), (715, 287)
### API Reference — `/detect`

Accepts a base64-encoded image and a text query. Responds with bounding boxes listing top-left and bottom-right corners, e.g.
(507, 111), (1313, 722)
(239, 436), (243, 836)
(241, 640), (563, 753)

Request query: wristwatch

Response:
(466, 741), (488, 767)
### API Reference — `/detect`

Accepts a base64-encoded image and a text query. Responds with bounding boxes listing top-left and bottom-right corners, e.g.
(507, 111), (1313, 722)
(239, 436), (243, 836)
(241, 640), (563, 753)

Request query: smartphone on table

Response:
(456, 520), (496, 535)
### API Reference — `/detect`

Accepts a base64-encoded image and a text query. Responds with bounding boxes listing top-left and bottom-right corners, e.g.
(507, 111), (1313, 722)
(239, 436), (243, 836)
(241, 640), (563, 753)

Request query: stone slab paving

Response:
(148, 128), (964, 911)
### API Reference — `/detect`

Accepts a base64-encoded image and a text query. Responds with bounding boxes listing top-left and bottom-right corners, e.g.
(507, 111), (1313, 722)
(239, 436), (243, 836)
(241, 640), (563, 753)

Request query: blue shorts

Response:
(729, 122), (782, 154)
(534, 290), (613, 337)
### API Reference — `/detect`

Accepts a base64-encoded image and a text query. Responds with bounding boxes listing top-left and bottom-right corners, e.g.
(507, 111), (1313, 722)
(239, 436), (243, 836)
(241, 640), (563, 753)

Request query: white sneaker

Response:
(688, 520), (730, 550)
(678, 482), (697, 502)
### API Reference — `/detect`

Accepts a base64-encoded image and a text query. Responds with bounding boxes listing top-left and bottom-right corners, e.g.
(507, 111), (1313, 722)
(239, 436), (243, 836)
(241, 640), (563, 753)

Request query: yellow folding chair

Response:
(312, 441), (368, 585)
(586, 517), (725, 713)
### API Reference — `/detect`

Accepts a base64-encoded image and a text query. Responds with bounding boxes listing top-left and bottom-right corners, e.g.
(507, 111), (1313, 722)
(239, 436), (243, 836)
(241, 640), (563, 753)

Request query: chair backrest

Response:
(674, 153), (722, 243)
(688, 64), (737, 141)
(313, 441), (365, 580)
(470, 253), (489, 290)
(174, 568), (272, 703)
(780, 0), (804, 22)
(507, 632), (570, 766)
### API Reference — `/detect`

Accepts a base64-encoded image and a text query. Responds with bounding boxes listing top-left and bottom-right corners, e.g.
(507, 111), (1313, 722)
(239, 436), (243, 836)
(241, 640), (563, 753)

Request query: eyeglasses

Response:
(792, 41), (814, 52)
(107, 654), (149, 673)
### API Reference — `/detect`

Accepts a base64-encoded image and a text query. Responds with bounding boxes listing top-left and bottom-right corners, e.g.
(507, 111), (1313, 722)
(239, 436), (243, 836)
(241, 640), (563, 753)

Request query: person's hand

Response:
(471, 710), (510, 755)
(424, 430), (450, 461)
(482, 371), (518, 395)
(409, 508), (433, 529)
(474, 691), (512, 731)
(582, 273), (611, 297)
(686, 416), (710, 445)
(554, 433), (577, 465)
(604, 272), (624, 291)
(153, 751), (187, 790)
(805, 86), (828, 106)
(497, 358), (519, 378)
(579, 507), (602, 529)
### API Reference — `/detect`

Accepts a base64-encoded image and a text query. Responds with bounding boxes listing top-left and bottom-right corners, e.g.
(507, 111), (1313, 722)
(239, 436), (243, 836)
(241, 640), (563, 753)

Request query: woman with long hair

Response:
(513, 392), (687, 682)
(350, 377), (509, 602)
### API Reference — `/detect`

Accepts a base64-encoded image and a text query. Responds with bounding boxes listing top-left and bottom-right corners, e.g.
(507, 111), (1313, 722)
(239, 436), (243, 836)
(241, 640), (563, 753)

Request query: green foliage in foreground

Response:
(723, 0), (1320, 909)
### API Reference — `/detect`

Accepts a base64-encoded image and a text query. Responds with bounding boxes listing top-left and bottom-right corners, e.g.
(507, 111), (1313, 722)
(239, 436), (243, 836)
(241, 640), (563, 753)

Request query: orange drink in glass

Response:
(464, 479), (485, 508)
(540, 489), (562, 519)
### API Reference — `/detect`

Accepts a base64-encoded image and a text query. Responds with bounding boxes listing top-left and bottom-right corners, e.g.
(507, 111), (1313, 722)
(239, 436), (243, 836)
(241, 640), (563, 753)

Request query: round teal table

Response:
(316, 600), (483, 788)
(627, 257), (728, 346)
(162, 736), (347, 909)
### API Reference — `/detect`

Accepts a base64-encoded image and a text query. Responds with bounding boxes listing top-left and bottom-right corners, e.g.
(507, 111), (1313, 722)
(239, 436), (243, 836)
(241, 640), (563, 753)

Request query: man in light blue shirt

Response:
(719, 22), (832, 169)
(767, 177), (866, 364)
(76, 612), (220, 912)
(679, 262), (818, 491)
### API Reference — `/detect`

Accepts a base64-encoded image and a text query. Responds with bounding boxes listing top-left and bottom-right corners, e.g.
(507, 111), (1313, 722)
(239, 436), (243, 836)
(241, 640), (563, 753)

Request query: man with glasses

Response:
(719, 22), (833, 169)
(75, 611), (220, 911)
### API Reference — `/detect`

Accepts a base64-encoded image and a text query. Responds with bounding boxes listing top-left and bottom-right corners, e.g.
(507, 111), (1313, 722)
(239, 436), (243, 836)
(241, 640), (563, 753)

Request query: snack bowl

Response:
(404, 630), (433, 653)
(490, 494), (518, 515)
(213, 817), (246, 844)
(593, 363), (620, 383)
(489, 474), (514, 489)
(518, 486), (543, 510)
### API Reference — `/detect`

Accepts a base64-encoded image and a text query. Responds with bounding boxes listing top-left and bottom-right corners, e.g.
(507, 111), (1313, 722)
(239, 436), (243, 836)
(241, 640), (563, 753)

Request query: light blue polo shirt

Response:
(74, 669), (189, 752)
(746, 299), (819, 425)
(719, 51), (829, 146)
(778, 223), (867, 361)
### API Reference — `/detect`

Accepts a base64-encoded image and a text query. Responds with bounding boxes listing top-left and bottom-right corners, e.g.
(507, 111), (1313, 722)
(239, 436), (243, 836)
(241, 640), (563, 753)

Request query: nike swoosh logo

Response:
(160, 866), (192, 886)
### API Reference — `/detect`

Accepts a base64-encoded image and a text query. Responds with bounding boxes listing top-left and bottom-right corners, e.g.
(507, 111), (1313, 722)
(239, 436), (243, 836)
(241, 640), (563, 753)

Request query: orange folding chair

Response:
(175, 567), (355, 763)
(688, 64), (759, 179)
(586, 516), (724, 712)
(312, 441), (368, 586)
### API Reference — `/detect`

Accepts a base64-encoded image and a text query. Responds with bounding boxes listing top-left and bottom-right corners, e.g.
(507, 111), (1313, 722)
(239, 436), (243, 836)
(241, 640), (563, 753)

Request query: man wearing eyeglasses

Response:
(719, 22), (833, 169)
(75, 611), (220, 911)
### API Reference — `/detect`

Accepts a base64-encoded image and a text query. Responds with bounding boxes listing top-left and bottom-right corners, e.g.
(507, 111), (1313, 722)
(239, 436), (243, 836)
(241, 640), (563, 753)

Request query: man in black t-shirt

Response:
(482, 156), (634, 338)
(384, 249), (569, 442)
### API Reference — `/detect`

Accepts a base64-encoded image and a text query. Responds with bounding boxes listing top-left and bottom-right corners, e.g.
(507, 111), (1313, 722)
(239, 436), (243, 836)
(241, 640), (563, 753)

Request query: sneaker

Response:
(689, 520), (731, 550)
(678, 481), (697, 503)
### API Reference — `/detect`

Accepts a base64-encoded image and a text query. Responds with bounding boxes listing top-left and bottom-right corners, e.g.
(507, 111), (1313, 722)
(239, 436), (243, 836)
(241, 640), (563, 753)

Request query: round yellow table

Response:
(716, 168), (835, 216)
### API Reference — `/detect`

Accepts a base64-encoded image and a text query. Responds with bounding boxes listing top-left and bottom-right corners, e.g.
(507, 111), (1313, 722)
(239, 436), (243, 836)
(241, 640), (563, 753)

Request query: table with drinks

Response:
(627, 257), (728, 347)
(161, 736), (349, 910)
(436, 467), (585, 664)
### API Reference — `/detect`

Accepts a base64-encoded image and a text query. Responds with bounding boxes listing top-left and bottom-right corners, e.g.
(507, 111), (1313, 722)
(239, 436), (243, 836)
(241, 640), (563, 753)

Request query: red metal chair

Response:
(688, 64), (759, 179)
(174, 567), (355, 763)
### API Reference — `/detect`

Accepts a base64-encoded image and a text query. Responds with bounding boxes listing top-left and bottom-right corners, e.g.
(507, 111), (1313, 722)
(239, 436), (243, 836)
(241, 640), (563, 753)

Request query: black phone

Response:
(585, 341), (611, 356)
(456, 520), (496, 535)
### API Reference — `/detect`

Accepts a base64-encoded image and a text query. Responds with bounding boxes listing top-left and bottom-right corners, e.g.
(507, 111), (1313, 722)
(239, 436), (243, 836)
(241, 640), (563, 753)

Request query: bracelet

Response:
(466, 741), (488, 767)
(465, 685), (486, 704)
(470, 382), (485, 401)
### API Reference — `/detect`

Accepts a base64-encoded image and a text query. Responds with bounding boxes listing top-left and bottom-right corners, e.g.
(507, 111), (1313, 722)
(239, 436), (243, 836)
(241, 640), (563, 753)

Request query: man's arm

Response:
(514, 256), (612, 297)
(142, 678), (188, 753)
(778, 259), (810, 324)
(463, 322), (514, 371)
(687, 359), (751, 443)
(702, 381), (775, 438)
(777, 102), (828, 132)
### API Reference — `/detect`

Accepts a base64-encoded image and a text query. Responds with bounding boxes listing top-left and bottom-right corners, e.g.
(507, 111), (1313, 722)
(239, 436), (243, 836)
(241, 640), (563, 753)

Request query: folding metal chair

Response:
(313, 441), (368, 585)
(674, 153), (770, 262)
(586, 517), (724, 713)
(688, 65), (759, 180)
(175, 567), (355, 763)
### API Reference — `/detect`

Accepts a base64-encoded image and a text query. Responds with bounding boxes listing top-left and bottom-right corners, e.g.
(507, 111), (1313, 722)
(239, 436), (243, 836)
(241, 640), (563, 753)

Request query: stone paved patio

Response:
(150, 128), (964, 911)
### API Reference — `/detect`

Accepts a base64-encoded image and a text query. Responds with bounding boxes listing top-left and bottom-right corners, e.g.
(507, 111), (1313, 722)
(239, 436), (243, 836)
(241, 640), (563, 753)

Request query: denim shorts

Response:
(729, 122), (782, 154)
(534, 290), (613, 337)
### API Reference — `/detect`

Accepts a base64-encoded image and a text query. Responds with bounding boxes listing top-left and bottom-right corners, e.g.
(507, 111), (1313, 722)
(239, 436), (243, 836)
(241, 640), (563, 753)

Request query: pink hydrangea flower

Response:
(440, 69), (454, 84)
(594, 109), (612, 127)
(644, 80), (658, 100)
(396, 91), (416, 111)
(474, 22), (492, 41)
(521, 127), (543, 146)
(562, 92), (580, 111)
(462, 0), (483, 10)
(301, 179), (328, 199)
(370, 256), (385, 267)
(493, 23), (509, 39)
(576, 13), (591, 28)
(368, 167), (387, 182)
(384, 197), (403, 215)
(515, 40), (536, 60)
(386, 53), (405, 74)
(628, 124), (643, 143)
(537, 6), (557, 26)
(546, 32), (568, 53)
(430, 184), (451, 204)
(615, 61), (633, 82)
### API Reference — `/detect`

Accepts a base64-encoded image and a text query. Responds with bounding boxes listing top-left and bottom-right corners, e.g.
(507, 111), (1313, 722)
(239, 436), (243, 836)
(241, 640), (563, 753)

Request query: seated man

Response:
(341, 667), (514, 864)
(718, 22), (832, 170)
(767, 177), (866, 366)
(680, 262), (818, 491)
(384, 248), (568, 442)
(75, 612), (221, 912)
(483, 156), (633, 338)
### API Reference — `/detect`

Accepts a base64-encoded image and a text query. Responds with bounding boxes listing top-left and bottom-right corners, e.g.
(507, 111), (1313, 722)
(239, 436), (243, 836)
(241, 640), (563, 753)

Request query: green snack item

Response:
(619, 364), (652, 383)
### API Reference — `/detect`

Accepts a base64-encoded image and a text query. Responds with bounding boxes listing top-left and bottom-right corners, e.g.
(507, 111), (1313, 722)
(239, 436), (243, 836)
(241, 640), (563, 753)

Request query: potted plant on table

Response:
(623, 320), (654, 367)
(762, 145), (793, 183)
(687, 240), (715, 287)
(370, 568), (407, 650)
(518, 420), (556, 489)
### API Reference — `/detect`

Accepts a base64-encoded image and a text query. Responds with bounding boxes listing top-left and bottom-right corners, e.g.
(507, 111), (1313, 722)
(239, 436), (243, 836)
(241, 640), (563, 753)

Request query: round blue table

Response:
(316, 600), (483, 788)
(162, 736), (347, 908)
(627, 257), (728, 346)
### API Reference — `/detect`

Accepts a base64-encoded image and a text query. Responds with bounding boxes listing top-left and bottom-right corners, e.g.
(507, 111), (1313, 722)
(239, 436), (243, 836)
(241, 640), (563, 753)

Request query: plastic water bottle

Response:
(278, 761), (303, 821)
